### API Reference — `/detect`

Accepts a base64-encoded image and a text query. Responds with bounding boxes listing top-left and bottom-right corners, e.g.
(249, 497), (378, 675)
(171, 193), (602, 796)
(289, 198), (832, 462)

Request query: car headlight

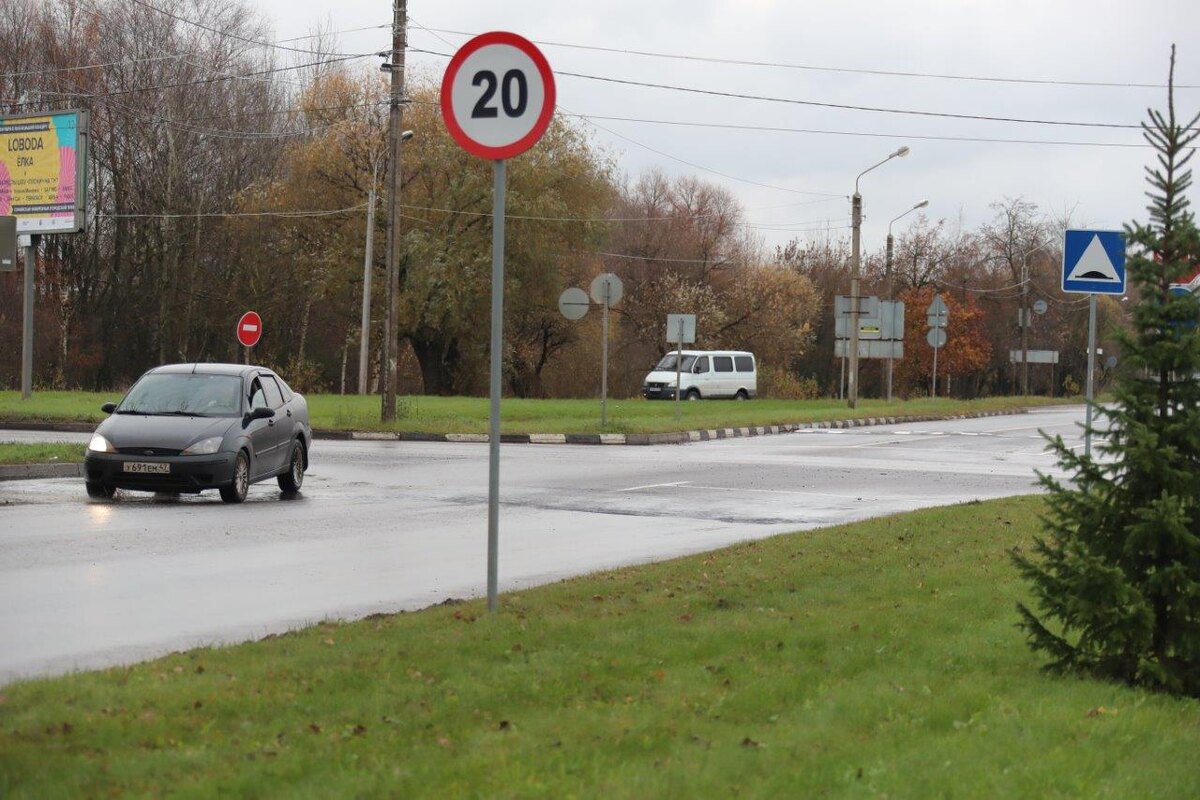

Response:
(88, 434), (115, 453)
(182, 436), (224, 456)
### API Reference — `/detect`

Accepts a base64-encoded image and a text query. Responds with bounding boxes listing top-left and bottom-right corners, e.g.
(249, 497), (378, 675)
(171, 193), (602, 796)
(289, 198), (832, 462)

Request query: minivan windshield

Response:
(655, 354), (697, 372)
(117, 373), (243, 417)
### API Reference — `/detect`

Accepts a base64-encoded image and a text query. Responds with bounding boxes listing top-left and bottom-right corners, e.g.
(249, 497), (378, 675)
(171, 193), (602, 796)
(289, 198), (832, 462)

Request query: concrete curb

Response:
(0, 410), (1030, 478)
(0, 463), (84, 481)
(314, 408), (1029, 446)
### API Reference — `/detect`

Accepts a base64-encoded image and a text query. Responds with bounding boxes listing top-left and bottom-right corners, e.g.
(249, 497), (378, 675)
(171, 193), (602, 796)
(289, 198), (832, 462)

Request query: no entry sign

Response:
(440, 31), (555, 160)
(236, 311), (262, 348)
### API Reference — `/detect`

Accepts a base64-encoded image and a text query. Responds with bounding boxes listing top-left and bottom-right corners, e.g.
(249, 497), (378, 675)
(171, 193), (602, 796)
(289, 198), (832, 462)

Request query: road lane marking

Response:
(620, 480), (693, 492)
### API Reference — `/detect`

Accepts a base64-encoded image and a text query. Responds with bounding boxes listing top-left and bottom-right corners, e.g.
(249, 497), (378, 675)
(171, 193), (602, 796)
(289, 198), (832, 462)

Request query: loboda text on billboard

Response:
(0, 110), (88, 235)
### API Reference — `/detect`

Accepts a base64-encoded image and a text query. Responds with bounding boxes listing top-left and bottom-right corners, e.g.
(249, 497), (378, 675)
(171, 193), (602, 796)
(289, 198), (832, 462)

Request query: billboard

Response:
(0, 110), (88, 234)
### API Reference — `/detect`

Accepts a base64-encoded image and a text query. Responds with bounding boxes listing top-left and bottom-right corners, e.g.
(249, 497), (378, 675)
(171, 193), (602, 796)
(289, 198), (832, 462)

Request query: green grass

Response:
(2, 496), (1196, 798)
(0, 391), (1076, 435)
(0, 442), (85, 465)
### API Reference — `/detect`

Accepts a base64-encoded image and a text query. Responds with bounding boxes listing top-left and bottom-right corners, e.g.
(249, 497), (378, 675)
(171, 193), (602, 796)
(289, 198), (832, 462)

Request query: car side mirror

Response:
(247, 407), (275, 421)
(101, 402), (116, 414)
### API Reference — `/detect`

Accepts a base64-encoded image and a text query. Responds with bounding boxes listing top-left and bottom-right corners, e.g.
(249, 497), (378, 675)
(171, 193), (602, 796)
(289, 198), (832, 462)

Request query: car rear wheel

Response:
(220, 451), (250, 504)
(277, 441), (305, 494)
(735, 389), (748, 401)
(85, 482), (115, 500)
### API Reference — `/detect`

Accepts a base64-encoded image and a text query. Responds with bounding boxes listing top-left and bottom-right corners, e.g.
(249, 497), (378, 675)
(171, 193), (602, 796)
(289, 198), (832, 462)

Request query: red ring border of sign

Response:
(237, 311), (262, 348)
(440, 31), (556, 161)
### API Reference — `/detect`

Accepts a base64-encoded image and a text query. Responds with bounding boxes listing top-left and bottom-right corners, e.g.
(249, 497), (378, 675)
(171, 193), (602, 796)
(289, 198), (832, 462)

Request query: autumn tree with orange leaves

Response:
(893, 286), (991, 397)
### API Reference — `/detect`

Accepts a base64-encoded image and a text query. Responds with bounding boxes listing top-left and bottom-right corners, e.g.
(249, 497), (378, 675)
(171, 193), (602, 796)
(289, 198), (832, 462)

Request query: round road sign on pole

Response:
(558, 287), (589, 321)
(440, 32), (556, 160)
(926, 327), (947, 349)
(590, 272), (623, 306)
(237, 311), (262, 348)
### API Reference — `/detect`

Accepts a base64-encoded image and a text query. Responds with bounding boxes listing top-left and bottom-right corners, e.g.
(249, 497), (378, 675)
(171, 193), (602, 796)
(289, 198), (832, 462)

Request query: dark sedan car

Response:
(84, 363), (312, 503)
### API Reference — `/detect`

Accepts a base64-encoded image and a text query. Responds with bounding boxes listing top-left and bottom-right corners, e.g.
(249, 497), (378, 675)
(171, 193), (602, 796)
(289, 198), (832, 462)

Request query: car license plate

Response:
(123, 461), (170, 474)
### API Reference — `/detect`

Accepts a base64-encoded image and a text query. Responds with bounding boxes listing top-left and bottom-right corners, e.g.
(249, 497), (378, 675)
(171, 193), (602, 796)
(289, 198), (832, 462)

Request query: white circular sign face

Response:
(926, 328), (947, 349)
(558, 287), (589, 321)
(1033, 299), (1049, 315)
(441, 32), (556, 160)
(589, 272), (623, 306)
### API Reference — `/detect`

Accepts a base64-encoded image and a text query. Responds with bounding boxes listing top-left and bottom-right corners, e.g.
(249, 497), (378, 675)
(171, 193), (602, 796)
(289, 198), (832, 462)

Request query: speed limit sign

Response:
(440, 31), (556, 160)
(440, 32), (557, 616)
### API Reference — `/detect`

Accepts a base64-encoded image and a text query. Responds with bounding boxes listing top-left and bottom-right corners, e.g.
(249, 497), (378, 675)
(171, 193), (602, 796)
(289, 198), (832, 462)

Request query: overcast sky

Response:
(256, 0), (1200, 253)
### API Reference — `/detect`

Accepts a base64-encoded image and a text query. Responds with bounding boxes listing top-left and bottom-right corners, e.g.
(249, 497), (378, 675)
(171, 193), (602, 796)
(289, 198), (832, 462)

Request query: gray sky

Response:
(256, 0), (1200, 253)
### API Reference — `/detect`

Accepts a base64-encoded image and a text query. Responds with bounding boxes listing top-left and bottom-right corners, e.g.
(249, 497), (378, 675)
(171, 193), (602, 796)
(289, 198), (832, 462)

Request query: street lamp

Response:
(848, 145), (910, 409)
(360, 129), (413, 395)
(884, 199), (928, 402)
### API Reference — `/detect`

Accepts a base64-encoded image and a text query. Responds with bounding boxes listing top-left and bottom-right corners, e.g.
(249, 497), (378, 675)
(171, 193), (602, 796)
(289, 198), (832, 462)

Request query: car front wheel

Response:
(220, 452), (250, 504)
(277, 441), (305, 494)
(85, 482), (115, 500)
(685, 389), (701, 401)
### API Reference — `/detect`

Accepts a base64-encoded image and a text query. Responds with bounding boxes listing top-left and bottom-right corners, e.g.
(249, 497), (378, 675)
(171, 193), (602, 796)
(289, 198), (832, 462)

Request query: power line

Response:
(565, 112), (1154, 150)
(565, 106), (843, 198)
(3, 53), (374, 108)
(98, 204), (367, 219)
(412, 24), (1198, 91)
(410, 46), (1157, 131)
(124, 0), (372, 58)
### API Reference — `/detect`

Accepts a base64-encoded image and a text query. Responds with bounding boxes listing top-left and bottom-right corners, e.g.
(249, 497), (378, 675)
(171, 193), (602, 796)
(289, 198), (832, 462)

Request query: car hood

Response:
(645, 370), (686, 384)
(95, 414), (239, 451)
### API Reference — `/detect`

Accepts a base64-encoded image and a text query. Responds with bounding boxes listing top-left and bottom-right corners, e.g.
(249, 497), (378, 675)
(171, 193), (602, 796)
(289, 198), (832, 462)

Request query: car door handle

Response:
(286, 409), (292, 417)
(268, 419), (275, 427)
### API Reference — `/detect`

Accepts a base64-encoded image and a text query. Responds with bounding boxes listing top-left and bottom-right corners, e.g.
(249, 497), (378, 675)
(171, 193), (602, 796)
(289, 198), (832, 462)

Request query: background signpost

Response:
(666, 313), (696, 418)
(1062, 230), (1126, 458)
(590, 273), (623, 427)
(1, 110), (89, 400)
(926, 294), (949, 397)
(442, 31), (555, 613)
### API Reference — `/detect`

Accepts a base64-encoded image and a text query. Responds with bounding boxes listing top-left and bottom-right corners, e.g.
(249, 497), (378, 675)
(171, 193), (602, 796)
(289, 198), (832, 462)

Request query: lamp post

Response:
(849, 145), (910, 409)
(358, 131), (412, 395)
(884, 198), (928, 402)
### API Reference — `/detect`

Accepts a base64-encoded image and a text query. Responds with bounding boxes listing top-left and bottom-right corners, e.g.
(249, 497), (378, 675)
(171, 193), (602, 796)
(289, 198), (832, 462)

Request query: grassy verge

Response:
(2, 496), (1196, 798)
(0, 442), (84, 465)
(0, 391), (1077, 435)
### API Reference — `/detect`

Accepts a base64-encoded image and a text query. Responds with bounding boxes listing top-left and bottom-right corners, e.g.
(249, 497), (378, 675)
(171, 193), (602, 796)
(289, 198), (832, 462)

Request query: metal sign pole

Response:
(487, 159), (506, 614)
(601, 286), (609, 428)
(931, 340), (939, 398)
(1085, 293), (1097, 458)
(674, 319), (684, 420)
(20, 236), (36, 400)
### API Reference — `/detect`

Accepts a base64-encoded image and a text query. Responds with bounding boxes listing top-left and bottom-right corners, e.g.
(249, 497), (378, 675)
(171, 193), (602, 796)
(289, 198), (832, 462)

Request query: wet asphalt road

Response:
(0, 406), (1083, 683)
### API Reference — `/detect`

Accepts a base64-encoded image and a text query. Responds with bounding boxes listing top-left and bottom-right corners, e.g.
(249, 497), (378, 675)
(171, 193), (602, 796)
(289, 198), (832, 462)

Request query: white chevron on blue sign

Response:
(1062, 229), (1126, 295)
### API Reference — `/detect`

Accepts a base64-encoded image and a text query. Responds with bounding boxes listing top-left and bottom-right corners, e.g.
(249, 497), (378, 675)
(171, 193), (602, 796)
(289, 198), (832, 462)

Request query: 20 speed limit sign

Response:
(440, 31), (556, 160)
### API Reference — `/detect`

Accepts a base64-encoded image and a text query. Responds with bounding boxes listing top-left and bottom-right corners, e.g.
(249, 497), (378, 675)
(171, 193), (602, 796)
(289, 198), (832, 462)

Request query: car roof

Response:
(147, 363), (271, 378)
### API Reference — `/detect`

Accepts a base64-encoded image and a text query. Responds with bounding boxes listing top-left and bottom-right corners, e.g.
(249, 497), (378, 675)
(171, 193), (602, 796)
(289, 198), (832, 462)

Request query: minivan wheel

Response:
(220, 452), (250, 504)
(685, 389), (701, 401)
(735, 389), (749, 401)
(277, 441), (305, 494)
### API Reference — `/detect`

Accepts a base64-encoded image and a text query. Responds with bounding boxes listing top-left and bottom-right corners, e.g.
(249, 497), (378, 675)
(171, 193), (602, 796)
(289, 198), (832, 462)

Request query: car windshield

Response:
(655, 354), (697, 372)
(117, 374), (243, 417)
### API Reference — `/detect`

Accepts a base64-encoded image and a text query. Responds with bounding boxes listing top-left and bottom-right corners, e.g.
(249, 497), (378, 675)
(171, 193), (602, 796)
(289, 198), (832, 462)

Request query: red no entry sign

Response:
(236, 311), (262, 348)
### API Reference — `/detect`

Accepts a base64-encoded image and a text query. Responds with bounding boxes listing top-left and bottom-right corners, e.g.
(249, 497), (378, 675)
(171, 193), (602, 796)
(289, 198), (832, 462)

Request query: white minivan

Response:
(642, 350), (757, 400)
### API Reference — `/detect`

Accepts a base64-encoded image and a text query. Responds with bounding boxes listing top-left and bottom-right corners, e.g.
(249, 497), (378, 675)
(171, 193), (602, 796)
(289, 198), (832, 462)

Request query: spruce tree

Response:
(1013, 46), (1200, 697)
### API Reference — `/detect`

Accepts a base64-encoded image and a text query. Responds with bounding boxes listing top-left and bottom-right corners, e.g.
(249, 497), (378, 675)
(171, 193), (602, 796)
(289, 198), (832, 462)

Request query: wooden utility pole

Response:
(381, 0), (407, 421)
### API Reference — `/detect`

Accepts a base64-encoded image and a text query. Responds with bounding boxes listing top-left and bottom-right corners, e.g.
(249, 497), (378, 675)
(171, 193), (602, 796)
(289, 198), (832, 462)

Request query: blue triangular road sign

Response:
(1062, 229), (1126, 295)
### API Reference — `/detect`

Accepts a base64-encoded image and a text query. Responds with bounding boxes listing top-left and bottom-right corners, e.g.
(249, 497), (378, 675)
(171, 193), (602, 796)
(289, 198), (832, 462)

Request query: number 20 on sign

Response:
(440, 32), (556, 160)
